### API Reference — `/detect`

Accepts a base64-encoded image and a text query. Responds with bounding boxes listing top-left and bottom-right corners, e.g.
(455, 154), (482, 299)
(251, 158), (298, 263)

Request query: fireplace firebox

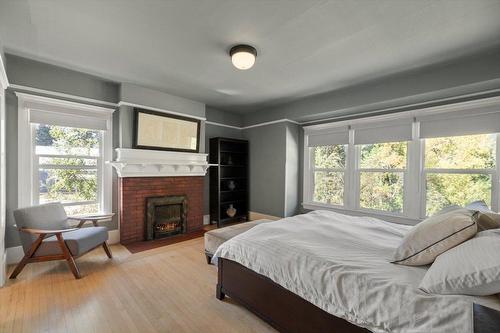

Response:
(146, 195), (187, 240)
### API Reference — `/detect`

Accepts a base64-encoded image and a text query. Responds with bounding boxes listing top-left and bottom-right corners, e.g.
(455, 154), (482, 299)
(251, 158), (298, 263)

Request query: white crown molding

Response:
(0, 55), (8, 90)
(109, 148), (215, 177)
(302, 90), (500, 129)
(118, 101), (206, 121)
(303, 95), (500, 131)
(205, 121), (242, 130)
(9, 84), (118, 107)
(242, 118), (299, 129)
(206, 118), (299, 130)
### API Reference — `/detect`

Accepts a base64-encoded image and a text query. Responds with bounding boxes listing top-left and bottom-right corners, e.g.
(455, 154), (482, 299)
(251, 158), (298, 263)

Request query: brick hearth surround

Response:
(119, 176), (204, 244)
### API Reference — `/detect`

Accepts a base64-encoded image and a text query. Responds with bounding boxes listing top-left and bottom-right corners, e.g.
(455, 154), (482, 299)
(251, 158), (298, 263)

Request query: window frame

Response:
(420, 135), (499, 217)
(303, 97), (500, 224)
(310, 144), (347, 208)
(17, 92), (114, 216)
(32, 124), (102, 212)
(356, 141), (408, 215)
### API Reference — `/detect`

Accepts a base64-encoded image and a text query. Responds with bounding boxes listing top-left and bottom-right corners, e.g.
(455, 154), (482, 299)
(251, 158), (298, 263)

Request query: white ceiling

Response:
(0, 0), (500, 113)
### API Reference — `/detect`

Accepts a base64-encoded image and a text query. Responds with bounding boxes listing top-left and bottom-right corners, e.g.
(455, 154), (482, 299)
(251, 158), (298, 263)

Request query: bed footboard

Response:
(216, 257), (368, 333)
(217, 258), (500, 333)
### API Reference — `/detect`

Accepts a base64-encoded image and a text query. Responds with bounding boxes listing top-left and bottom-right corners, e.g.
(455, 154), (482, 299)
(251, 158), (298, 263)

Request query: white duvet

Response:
(213, 210), (500, 333)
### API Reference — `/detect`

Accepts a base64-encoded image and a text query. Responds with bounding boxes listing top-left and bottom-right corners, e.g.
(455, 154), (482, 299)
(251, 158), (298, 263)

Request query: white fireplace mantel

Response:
(108, 148), (215, 177)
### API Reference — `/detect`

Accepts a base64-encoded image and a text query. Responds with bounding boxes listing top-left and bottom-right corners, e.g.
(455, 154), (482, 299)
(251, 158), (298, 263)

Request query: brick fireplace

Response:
(119, 176), (204, 244)
(110, 148), (212, 245)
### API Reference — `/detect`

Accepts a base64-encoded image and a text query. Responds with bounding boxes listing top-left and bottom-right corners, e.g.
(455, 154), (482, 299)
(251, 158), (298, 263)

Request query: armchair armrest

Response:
(68, 213), (114, 228)
(19, 227), (79, 235)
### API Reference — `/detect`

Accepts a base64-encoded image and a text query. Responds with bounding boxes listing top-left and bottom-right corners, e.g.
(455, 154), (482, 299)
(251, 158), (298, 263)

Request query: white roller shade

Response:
(307, 127), (349, 147)
(353, 119), (412, 144)
(418, 110), (500, 138)
(29, 109), (108, 130)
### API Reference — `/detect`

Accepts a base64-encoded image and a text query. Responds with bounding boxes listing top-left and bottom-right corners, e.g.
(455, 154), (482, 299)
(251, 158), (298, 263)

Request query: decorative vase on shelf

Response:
(227, 155), (233, 165)
(226, 204), (237, 218)
(228, 180), (236, 191)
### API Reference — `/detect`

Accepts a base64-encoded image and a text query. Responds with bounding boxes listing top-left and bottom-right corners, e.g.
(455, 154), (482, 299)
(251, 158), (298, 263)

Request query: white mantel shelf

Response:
(108, 148), (216, 177)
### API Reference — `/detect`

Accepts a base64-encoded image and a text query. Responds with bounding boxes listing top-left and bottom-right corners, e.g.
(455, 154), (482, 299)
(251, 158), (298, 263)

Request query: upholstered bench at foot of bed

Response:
(204, 219), (272, 264)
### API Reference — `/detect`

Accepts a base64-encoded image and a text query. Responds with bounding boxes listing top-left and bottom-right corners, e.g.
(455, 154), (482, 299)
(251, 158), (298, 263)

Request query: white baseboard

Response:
(203, 214), (210, 225)
(108, 229), (120, 244)
(6, 229), (120, 265)
(249, 211), (281, 221)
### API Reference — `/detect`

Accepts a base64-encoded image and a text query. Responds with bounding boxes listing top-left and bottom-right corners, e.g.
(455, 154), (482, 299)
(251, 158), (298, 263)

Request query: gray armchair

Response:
(10, 202), (112, 279)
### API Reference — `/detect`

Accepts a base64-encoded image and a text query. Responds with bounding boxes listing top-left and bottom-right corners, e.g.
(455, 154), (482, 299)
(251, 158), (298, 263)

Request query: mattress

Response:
(213, 210), (500, 333)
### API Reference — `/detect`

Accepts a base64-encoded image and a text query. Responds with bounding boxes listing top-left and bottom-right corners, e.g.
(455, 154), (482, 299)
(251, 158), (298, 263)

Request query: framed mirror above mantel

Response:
(133, 107), (201, 153)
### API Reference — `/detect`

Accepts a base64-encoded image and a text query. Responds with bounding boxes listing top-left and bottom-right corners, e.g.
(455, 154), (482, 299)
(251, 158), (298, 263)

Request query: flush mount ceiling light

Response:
(230, 44), (257, 70)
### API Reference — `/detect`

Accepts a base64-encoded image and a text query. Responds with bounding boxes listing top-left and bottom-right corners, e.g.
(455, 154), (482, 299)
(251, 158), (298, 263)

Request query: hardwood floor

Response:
(0, 238), (276, 333)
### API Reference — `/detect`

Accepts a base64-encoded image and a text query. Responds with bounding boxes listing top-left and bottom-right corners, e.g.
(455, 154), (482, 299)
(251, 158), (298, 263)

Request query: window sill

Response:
(302, 202), (421, 226)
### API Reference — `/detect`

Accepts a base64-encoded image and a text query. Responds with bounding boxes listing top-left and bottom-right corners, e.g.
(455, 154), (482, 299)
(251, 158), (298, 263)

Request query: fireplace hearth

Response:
(146, 195), (187, 240)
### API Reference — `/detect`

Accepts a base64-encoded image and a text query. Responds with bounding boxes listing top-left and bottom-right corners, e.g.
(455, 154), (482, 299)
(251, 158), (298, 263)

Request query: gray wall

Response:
(121, 83), (205, 119)
(4, 55), (121, 248)
(206, 107), (243, 127)
(242, 123), (288, 217)
(5, 90), (18, 248)
(6, 54), (119, 103)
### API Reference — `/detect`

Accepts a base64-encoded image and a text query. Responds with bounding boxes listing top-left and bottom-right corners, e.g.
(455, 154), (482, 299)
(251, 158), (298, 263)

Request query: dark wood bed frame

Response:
(216, 257), (500, 333)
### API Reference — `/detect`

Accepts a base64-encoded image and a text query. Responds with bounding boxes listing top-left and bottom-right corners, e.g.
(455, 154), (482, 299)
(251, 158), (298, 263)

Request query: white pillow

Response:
(391, 208), (478, 266)
(419, 229), (500, 296)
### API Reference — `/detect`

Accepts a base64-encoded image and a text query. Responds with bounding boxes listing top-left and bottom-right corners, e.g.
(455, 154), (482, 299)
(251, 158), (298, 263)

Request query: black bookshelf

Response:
(209, 137), (249, 227)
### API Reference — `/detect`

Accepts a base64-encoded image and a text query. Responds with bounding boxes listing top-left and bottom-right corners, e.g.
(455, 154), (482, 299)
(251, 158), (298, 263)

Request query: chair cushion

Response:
(204, 219), (272, 255)
(35, 227), (109, 257)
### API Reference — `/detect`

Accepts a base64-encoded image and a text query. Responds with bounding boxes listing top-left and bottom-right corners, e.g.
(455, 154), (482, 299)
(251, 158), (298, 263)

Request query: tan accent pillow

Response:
(465, 200), (500, 231)
(391, 208), (478, 266)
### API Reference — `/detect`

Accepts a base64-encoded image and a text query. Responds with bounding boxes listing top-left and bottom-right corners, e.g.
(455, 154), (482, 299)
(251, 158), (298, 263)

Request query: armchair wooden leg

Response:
(9, 257), (29, 279)
(56, 233), (81, 279)
(10, 234), (46, 279)
(102, 242), (113, 259)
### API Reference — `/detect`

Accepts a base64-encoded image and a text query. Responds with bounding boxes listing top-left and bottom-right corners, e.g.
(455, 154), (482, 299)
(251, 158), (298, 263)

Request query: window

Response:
(358, 142), (407, 213)
(303, 97), (500, 222)
(34, 124), (101, 215)
(312, 145), (346, 205)
(17, 93), (113, 216)
(424, 134), (495, 216)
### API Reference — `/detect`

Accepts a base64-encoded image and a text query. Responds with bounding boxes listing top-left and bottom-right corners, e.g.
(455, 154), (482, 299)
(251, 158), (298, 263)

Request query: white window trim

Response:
(303, 96), (500, 224)
(17, 92), (114, 214)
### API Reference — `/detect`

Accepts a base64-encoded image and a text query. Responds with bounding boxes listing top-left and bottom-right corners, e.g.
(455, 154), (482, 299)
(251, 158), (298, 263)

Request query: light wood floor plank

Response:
(1, 238), (275, 333)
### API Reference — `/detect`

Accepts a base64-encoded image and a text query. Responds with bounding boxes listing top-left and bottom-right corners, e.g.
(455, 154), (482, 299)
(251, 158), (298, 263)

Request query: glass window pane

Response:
(426, 173), (492, 216)
(360, 172), (404, 212)
(425, 134), (495, 169)
(39, 169), (97, 204)
(360, 142), (407, 169)
(314, 145), (346, 169)
(64, 204), (99, 216)
(35, 124), (101, 156)
(313, 171), (344, 205)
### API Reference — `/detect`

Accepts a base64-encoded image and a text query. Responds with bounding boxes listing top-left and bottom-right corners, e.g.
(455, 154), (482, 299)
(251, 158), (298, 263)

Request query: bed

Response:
(213, 210), (500, 332)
